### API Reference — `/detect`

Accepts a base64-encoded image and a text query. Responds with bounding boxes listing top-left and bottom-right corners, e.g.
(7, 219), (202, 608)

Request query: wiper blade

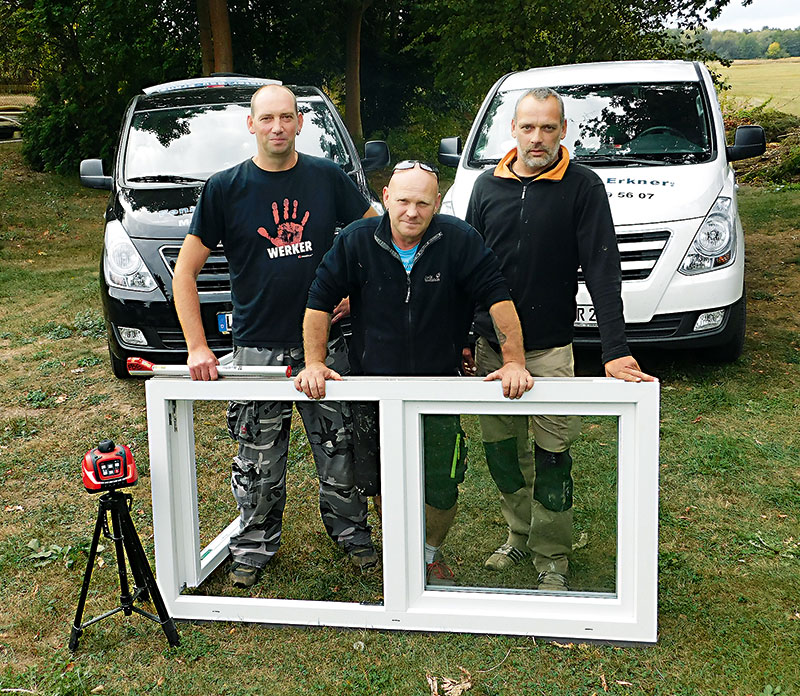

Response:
(574, 155), (668, 167)
(470, 159), (500, 166)
(128, 174), (207, 183)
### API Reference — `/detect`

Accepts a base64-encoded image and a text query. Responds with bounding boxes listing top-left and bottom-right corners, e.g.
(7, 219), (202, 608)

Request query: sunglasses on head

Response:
(392, 160), (439, 180)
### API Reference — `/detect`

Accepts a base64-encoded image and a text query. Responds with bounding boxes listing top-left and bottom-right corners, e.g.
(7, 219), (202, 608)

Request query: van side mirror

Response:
(726, 125), (766, 162)
(80, 159), (112, 190)
(361, 141), (390, 172)
(438, 137), (462, 167)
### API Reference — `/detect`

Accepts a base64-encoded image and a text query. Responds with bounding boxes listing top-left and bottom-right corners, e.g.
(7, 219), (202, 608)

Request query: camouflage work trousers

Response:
(226, 338), (372, 568)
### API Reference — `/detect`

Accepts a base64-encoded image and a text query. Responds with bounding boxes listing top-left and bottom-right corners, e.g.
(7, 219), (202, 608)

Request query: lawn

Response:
(0, 141), (798, 695)
(716, 57), (800, 117)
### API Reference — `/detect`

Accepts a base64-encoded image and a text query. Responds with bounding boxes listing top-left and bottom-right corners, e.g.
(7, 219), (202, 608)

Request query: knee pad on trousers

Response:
(533, 444), (573, 512)
(483, 438), (526, 493)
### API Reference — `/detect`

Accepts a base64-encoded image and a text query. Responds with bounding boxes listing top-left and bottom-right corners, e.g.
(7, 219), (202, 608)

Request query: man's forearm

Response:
(173, 234), (213, 354)
(173, 272), (209, 352)
(303, 308), (333, 364)
(489, 300), (526, 364)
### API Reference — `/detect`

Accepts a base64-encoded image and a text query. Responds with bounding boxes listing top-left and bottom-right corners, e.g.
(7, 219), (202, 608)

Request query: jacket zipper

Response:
(407, 231), (442, 304)
(513, 182), (529, 293)
(519, 182), (528, 223)
(404, 232), (441, 372)
(374, 229), (442, 373)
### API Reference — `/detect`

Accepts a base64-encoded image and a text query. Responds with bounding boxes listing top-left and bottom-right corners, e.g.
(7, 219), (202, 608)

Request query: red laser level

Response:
(81, 439), (137, 492)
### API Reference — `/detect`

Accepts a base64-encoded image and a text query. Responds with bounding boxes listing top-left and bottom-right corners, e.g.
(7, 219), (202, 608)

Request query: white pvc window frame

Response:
(146, 376), (660, 643)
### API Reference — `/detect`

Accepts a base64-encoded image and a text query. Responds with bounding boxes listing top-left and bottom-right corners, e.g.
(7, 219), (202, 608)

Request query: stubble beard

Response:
(520, 143), (558, 171)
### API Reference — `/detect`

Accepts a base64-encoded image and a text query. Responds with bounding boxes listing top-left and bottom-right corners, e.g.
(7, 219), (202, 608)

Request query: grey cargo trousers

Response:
(226, 337), (372, 568)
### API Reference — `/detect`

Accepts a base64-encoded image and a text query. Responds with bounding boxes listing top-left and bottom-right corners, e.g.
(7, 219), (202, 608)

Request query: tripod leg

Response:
(118, 504), (180, 647)
(69, 502), (105, 652)
(117, 495), (149, 602)
(109, 499), (134, 615)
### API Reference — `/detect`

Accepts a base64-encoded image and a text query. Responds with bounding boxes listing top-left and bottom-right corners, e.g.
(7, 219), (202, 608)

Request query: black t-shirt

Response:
(188, 154), (369, 346)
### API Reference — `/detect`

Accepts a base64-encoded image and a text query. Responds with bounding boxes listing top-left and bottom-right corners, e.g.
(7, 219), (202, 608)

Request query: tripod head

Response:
(81, 439), (138, 493)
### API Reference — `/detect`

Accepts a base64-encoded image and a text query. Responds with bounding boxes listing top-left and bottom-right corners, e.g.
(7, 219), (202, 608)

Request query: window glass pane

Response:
(422, 413), (618, 595)
(470, 82), (712, 167)
(124, 99), (351, 183)
(190, 401), (383, 603)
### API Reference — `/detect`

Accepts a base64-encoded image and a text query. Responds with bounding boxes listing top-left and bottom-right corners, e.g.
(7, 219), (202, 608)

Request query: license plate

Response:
(574, 304), (597, 327)
(217, 312), (232, 334)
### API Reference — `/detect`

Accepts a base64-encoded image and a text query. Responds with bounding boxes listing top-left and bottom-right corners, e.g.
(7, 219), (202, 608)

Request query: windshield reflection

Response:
(471, 82), (713, 167)
(124, 98), (351, 184)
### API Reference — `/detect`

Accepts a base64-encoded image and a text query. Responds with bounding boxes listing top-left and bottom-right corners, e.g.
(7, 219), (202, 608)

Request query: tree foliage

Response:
(697, 28), (800, 60)
(410, 0), (748, 105)
(6, 0), (762, 172)
(7, 0), (198, 173)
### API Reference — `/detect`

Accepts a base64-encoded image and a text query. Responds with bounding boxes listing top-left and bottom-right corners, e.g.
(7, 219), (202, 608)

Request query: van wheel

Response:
(706, 292), (746, 364)
(108, 345), (131, 379)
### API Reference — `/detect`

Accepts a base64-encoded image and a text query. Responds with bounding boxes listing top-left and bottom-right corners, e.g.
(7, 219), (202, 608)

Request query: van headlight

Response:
(103, 220), (157, 290)
(679, 197), (735, 275)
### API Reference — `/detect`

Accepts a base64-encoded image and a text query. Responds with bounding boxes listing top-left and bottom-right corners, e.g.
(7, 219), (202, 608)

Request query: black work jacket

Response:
(467, 147), (630, 364)
(307, 213), (511, 376)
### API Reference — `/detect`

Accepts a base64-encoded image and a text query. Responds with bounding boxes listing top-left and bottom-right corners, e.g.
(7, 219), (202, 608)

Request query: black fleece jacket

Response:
(307, 213), (511, 376)
(466, 147), (630, 364)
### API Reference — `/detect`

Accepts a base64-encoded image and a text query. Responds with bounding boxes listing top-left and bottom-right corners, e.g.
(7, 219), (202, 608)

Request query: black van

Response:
(80, 76), (389, 377)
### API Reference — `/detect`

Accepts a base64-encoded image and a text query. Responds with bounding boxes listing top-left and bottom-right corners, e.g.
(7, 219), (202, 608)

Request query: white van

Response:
(438, 60), (765, 361)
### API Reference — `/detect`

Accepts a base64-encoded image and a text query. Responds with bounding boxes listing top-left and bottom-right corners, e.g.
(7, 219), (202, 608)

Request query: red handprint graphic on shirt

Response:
(257, 199), (310, 247)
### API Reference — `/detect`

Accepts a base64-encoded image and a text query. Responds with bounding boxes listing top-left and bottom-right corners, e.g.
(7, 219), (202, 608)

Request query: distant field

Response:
(715, 57), (800, 116)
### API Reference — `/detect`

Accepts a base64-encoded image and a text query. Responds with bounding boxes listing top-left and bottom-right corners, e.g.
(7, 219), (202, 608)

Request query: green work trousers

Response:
(475, 337), (581, 575)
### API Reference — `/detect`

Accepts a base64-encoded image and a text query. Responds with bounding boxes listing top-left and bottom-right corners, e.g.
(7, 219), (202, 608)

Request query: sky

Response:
(707, 0), (800, 31)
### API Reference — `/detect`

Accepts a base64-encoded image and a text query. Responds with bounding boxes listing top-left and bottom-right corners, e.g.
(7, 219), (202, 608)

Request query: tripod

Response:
(69, 489), (180, 651)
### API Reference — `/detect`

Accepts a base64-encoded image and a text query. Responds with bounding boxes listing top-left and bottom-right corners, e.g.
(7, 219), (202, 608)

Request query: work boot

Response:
(348, 545), (379, 570)
(229, 561), (262, 588)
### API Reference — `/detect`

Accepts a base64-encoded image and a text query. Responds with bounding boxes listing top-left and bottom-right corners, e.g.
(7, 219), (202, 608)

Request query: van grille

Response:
(160, 246), (230, 293)
(574, 312), (683, 342)
(157, 329), (232, 351)
(578, 229), (670, 282)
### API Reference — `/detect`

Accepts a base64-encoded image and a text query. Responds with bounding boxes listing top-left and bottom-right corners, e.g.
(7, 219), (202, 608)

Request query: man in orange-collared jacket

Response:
(465, 87), (654, 592)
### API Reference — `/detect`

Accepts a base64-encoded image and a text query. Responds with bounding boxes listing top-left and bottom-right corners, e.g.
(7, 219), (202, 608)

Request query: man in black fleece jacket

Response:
(465, 88), (654, 592)
(294, 161), (533, 586)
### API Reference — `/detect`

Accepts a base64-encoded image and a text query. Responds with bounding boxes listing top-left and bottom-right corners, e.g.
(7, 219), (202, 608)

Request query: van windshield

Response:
(470, 82), (713, 167)
(124, 97), (351, 183)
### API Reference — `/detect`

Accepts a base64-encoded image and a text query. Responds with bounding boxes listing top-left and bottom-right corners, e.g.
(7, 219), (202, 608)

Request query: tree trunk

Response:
(344, 0), (371, 140)
(196, 0), (214, 76)
(208, 0), (233, 73)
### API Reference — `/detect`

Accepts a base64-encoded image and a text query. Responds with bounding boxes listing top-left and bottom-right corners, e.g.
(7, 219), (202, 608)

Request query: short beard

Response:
(520, 145), (558, 171)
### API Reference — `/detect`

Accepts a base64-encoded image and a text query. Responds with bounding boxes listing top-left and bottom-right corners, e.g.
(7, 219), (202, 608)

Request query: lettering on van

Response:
(605, 177), (675, 187)
(604, 177), (674, 201)
(158, 205), (196, 217)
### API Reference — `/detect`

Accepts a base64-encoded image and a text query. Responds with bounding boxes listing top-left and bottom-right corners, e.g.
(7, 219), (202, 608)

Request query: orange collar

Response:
(493, 145), (569, 182)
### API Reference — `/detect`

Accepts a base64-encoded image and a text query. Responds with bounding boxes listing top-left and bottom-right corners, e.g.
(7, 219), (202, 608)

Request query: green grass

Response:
(1, 141), (799, 694)
(717, 57), (800, 117)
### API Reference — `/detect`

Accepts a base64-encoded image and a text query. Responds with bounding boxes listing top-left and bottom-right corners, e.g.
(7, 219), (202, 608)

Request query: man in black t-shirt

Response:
(174, 84), (378, 589)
